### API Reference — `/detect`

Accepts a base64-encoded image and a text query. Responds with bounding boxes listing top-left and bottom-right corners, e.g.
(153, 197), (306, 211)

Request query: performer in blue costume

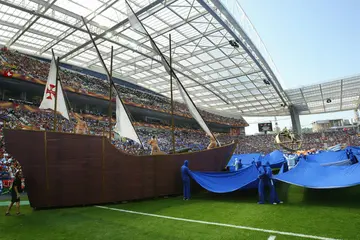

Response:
(256, 160), (266, 204)
(237, 159), (242, 170)
(349, 149), (358, 164)
(346, 149), (350, 160)
(181, 160), (191, 200)
(296, 154), (303, 165)
(280, 161), (289, 173)
(265, 162), (283, 205)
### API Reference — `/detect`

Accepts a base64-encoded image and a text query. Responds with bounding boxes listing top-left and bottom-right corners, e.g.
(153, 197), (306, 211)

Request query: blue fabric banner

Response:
(346, 146), (360, 160)
(189, 165), (259, 193)
(190, 149), (360, 192)
(260, 150), (285, 168)
(227, 150), (285, 168)
(274, 160), (360, 189)
(306, 150), (348, 164)
(227, 153), (261, 167)
(227, 150), (285, 170)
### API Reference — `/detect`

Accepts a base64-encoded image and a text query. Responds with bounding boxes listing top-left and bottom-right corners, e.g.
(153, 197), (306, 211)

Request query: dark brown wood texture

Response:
(4, 129), (235, 208)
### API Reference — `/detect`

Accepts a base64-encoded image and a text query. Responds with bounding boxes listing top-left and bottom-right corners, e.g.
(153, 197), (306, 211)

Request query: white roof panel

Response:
(0, 0), (293, 118)
(285, 74), (360, 114)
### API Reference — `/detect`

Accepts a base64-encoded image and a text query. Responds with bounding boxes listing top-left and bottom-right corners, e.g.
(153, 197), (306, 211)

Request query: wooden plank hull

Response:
(4, 129), (235, 208)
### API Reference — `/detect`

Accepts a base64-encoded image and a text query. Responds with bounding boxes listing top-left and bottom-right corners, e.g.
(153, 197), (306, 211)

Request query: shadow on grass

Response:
(28, 184), (360, 213)
(194, 189), (259, 204)
(191, 182), (360, 209)
(301, 185), (360, 209)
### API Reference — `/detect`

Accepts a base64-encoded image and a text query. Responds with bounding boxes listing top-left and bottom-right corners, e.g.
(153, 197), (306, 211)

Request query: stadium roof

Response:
(1, 0), (358, 118)
(285, 74), (360, 115)
(0, 0), (291, 117)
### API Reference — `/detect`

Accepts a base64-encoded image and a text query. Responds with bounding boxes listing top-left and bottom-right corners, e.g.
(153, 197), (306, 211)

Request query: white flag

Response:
(39, 56), (70, 120)
(114, 95), (141, 144)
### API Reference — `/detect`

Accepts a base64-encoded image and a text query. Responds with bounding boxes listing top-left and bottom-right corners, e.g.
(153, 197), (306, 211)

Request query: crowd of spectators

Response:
(0, 49), (247, 126)
(0, 101), (358, 156)
(0, 154), (21, 178)
(233, 131), (358, 154)
(0, 149), (23, 195)
(0, 103), (232, 155)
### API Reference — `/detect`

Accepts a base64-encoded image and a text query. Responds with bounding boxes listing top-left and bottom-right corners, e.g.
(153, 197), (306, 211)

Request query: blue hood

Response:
(184, 160), (189, 167)
(256, 160), (262, 168)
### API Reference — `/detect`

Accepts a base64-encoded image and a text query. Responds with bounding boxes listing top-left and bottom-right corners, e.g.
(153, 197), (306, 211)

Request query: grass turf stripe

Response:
(95, 205), (340, 240)
(0, 200), (30, 206)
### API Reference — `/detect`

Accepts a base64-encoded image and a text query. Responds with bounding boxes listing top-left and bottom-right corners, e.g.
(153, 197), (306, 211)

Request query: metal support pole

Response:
(108, 46), (113, 139)
(170, 34), (175, 154)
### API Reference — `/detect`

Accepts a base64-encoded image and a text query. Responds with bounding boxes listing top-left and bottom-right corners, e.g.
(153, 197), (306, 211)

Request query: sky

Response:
(236, 0), (360, 134)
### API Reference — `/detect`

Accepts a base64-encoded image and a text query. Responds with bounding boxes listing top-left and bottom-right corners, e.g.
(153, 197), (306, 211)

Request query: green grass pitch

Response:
(1, 184), (360, 240)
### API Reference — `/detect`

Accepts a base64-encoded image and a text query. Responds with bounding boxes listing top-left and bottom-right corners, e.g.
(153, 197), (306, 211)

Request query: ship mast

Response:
(82, 17), (144, 148)
(53, 52), (59, 131)
(169, 34), (175, 154)
(108, 46), (113, 139)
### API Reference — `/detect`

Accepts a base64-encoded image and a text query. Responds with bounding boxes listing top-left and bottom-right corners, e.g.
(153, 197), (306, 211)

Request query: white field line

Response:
(268, 236), (276, 240)
(95, 205), (341, 240)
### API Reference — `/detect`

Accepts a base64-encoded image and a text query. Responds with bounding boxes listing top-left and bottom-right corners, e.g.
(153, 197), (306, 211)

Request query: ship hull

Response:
(4, 129), (235, 208)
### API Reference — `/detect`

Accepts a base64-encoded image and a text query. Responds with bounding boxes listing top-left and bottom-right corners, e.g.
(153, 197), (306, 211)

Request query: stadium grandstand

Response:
(0, 0), (359, 153)
(1, 49), (360, 155)
(0, 1), (358, 128)
(1, 1), (360, 240)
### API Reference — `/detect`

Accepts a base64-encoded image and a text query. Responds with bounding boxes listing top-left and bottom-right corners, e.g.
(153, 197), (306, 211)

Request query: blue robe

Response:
(265, 163), (281, 204)
(237, 161), (242, 170)
(280, 161), (289, 173)
(346, 150), (350, 160)
(256, 161), (266, 204)
(181, 160), (191, 199)
(349, 150), (358, 164)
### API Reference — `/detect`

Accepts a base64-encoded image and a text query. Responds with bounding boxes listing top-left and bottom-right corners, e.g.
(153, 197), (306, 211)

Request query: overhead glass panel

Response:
(0, 0), (295, 118)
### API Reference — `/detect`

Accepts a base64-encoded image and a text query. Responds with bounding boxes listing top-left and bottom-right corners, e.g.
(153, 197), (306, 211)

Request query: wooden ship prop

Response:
(3, 2), (236, 209)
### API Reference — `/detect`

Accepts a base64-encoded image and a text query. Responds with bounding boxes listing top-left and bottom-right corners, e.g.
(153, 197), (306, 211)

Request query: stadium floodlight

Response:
(228, 40), (239, 48)
(263, 79), (271, 85)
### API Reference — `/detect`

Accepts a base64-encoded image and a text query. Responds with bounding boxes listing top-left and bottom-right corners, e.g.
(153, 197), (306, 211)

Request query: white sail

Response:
(114, 95), (141, 144)
(39, 56), (69, 120)
(175, 80), (212, 137)
(126, 3), (146, 35)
